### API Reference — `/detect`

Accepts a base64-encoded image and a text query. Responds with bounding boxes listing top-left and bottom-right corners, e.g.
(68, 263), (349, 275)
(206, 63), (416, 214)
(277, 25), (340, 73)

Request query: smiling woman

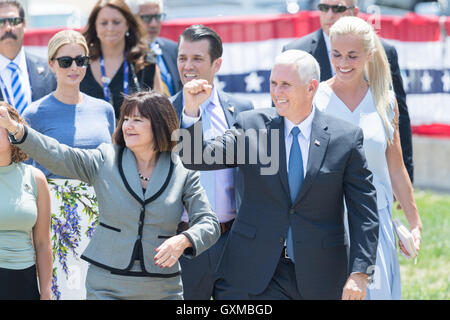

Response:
(80, 0), (163, 119)
(0, 90), (220, 300)
(21, 29), (116, 179)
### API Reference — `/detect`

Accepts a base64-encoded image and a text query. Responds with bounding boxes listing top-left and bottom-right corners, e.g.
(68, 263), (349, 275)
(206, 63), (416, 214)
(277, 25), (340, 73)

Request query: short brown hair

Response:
(0, 102), (28, 163)
(113, 91), (179, 152)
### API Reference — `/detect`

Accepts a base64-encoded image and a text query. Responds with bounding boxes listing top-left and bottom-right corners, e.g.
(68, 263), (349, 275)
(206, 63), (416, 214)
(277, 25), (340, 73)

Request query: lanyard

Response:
(100, 51), (129, 103)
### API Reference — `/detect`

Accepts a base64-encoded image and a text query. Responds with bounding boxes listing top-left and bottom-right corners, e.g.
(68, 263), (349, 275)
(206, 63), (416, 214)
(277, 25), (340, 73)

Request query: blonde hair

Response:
(47, 30), (89, 63)
(330, 16), (394, 143)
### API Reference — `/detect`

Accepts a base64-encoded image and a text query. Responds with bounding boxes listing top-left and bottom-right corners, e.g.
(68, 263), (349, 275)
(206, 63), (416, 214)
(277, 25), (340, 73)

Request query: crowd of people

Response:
(0, 0), (422, 300)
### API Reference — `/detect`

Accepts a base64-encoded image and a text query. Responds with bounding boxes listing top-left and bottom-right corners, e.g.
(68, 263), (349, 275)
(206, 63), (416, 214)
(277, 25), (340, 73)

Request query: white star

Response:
(214, 77), (226, 91)
(401, 70), (409, 92)
(442, 71), (450, 92)
(420, 71), (433, 92)
(244, 72), (265, 93)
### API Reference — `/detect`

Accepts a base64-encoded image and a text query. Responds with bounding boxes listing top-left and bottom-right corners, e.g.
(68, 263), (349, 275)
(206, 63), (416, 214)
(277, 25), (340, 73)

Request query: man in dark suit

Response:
(0, 0), (56, 113)
(283, 0), (414, 182)
(136, 0), (182, 96)
(178, 49), (379, 300)
(171, 25), (253, 300)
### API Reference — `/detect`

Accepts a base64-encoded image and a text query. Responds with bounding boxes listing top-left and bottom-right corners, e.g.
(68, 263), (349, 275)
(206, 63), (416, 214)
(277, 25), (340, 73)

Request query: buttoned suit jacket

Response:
(13, 126), (220, 279)
(180, 107), (379, 299)
(283, 29), (414, 181)
(0, 51), (56, 103)
(156, 37), (183, 94)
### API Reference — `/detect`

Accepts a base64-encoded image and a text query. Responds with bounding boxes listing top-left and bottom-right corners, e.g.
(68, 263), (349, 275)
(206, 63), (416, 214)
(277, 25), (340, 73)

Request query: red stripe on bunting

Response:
(412, 124), (450, 138)
(23, 11), (446, 46)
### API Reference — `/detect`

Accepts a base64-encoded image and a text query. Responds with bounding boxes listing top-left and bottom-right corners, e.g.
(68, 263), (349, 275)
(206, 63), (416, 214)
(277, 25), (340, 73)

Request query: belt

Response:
(177, 219), (234, 235)
(281, 246), (293, 263)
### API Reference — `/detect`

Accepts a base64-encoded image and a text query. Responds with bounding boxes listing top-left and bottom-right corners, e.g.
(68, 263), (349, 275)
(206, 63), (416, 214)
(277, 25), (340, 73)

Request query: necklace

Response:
(139, 173), (150, 182)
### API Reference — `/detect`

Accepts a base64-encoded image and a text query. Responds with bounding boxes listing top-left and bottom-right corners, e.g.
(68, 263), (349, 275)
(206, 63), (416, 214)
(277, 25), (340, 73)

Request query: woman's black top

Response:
(80, 61), (156, 119)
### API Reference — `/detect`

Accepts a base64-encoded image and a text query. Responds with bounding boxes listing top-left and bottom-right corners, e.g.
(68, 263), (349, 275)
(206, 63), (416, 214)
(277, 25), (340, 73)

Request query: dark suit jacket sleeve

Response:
(384, 43), (414, 182)
(180, 114), (245, 171)
(344, 128), (379, 275)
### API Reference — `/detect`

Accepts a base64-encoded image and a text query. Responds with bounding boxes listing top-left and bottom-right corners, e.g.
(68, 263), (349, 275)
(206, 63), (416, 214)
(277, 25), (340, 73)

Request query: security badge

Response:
(24, 183), (32, 193)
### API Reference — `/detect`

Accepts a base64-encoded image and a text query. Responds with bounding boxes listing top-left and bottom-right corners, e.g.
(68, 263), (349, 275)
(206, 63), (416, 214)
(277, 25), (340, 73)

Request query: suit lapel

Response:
(311, 30), (332, 82)
(119, 148), (172, 202)
(120, 148), (145, 201)
(217, 91), (237, 127)
(171, 91), (184, 122)
(270, 115), (290, 198)
(144, 152), (171, 200)
(294, 110), (330, 205)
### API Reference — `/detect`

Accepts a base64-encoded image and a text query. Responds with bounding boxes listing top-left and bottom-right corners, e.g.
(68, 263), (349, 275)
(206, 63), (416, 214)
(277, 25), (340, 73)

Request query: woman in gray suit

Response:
(0, 91), (220, 300)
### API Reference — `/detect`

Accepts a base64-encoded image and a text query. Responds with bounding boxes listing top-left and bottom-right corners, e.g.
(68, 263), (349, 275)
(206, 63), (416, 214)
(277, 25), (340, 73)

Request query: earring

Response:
(125, 31), (130, 37)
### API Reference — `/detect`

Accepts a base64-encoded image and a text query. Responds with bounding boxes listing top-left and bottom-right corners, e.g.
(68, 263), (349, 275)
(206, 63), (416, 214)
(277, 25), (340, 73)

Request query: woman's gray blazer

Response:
(12, 126), (220, 277)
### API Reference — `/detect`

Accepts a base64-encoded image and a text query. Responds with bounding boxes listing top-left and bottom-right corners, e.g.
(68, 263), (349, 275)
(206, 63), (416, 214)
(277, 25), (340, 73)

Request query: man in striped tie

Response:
(135, 0), (182, 96)
(0, 0), (56, 113)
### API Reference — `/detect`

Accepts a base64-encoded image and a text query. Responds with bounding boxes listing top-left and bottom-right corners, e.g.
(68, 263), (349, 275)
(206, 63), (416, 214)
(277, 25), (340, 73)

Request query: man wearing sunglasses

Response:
(133, 0), (182, 96)
(0, 0), (56, 114)
(282, 0), (414, 184)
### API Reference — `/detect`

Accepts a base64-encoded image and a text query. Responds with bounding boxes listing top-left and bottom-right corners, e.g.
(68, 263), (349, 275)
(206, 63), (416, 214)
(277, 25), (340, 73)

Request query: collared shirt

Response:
(181, 87), (236, 223)
(284, 106), (315, 176)
(322, 31), (335, 77)
(0, 48), (32, 107)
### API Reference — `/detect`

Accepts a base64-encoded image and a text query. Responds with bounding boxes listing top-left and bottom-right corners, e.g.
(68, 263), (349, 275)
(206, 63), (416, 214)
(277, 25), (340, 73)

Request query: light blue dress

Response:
(314, 82), (401, 300)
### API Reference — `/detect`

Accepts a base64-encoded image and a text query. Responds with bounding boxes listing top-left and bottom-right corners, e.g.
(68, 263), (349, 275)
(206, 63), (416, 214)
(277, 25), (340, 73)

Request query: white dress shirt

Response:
(0, 48), (33, 108)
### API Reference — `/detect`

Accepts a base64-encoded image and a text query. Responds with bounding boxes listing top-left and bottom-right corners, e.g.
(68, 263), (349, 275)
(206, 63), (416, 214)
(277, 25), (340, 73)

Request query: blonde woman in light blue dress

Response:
(314, 16), (422, 300)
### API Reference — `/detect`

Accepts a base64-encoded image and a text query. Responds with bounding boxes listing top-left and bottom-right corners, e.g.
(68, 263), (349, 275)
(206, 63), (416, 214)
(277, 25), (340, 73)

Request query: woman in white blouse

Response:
(314, 16), (422, 300)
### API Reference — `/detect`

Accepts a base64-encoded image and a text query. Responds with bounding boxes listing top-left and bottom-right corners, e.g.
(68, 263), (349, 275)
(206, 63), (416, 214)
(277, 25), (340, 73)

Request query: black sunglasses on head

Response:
(139, 13), (166, 23)
(0, 17), (24, 27)
(318, 3), (354, 13)
(53, 55), (90, 68)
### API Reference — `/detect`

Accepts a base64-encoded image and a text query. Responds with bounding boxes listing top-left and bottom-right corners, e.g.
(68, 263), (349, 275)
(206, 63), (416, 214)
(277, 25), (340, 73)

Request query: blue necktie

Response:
(8, 62), (28, 114)
(286, 126), (304, 262)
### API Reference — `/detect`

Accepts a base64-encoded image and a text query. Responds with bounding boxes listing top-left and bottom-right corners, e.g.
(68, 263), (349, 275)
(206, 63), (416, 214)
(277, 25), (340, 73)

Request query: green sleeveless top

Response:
(0, 162), (38, 269)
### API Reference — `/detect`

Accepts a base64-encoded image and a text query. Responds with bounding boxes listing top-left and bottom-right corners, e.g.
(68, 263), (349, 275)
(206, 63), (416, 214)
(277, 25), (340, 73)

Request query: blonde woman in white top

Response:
(314, 16), (422, 299)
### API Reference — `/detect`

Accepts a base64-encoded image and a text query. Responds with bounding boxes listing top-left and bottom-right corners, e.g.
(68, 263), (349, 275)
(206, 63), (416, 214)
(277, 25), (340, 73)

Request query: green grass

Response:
(392, 190), (450, 300)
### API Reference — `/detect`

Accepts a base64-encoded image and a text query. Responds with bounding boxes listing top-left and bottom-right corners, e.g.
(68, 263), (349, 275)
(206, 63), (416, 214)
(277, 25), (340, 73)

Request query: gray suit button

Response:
(289, 208), (295, 214)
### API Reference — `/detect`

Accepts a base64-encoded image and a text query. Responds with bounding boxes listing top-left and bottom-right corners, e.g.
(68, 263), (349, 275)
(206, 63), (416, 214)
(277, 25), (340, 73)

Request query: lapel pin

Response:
(37, 66), (45, 75)
(314, 139), (320, 146)
(228, 106), (235, 113)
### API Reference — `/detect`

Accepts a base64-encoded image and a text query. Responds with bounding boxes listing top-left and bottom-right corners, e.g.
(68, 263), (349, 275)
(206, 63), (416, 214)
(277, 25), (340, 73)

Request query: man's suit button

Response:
(289, 208), (295, 215)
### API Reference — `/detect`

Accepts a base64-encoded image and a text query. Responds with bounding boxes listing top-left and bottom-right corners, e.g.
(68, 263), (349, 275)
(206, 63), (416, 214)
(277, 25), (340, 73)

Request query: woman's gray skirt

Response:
(85, 263), (184, 300)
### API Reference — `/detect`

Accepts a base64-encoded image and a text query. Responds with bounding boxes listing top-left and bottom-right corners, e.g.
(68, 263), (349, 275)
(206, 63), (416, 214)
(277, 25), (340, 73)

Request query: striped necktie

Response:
(8, 62), (28, 114)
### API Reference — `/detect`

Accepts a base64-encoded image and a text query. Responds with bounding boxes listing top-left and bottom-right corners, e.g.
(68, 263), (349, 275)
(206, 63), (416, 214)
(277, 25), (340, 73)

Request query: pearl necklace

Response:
(139, 173), (150, 182)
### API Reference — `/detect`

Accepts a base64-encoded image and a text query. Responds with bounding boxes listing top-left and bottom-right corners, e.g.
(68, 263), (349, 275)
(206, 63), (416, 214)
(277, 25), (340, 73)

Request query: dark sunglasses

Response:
(53, 55), (90, 68)
(0, 17), (24, 27)
(139, 13), (166, 23)
(317, 3), (354, 13)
